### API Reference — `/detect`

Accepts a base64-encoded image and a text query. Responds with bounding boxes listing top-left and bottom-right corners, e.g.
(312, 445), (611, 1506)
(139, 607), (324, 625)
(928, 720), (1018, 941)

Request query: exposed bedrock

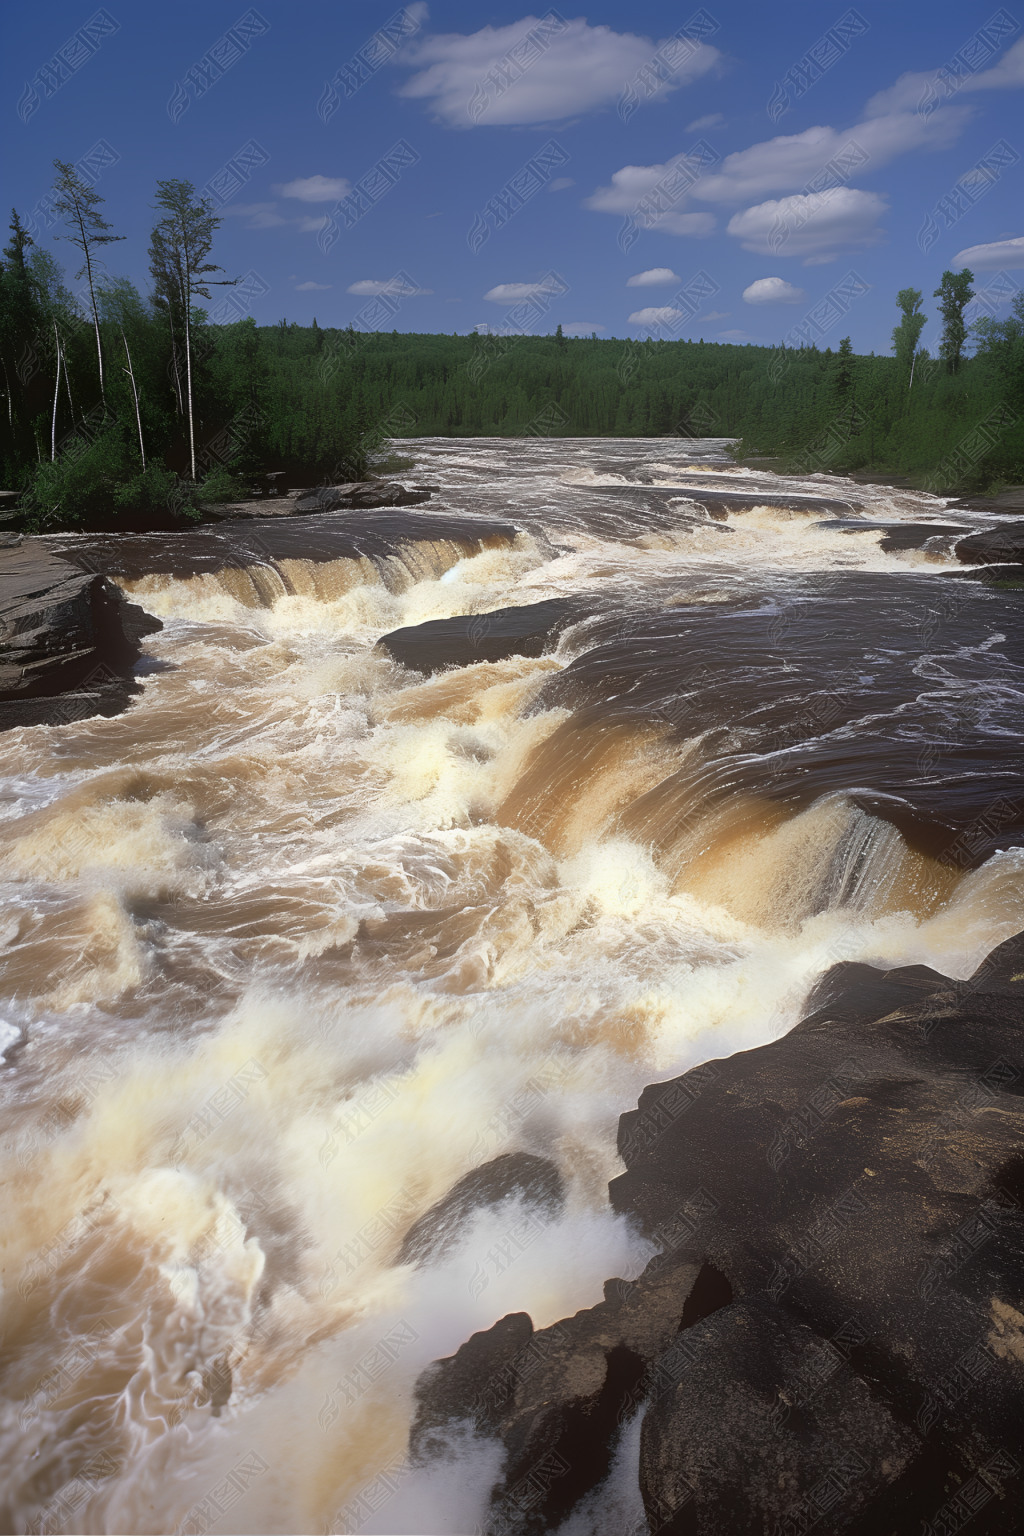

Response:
(377, 599), (581, 673)
(955, 522), (1024, 566)
(46, 510), (519, 584)
(411, 934), (1024, 1535)
(0, 539), (161, 730)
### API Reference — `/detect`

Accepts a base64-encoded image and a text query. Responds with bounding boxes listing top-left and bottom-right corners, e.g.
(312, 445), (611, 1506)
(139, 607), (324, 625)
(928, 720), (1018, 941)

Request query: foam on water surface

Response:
(1, 437), (1021, 1534)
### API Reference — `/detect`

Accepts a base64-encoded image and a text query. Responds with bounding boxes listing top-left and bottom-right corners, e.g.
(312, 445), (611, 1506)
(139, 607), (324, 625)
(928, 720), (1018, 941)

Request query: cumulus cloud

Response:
(742, 277), (806, 305)
(693, 111), (965, 204)
(587, 154), (695, 213)
(347, 279), (433, 296)
(627, 267), (681, 286)
(484, 279), (563, 303)
(865, 36), (1024, 116)
(586, 155), (717, 236)
(548, 177), (575, 192)
(562, 322), (605, 335)
(687, 112), (724, 131)
(399, 16), (718, 126)
(629, 306), (685, 325)
(728, 188), (887, 257)
(953, 235), (1024, 270)
(295, 281), (331, 291)
(275, 175), (351, 202)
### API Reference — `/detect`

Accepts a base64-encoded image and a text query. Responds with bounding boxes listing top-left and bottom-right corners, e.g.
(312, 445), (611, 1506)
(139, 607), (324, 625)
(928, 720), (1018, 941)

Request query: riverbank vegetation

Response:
(1, 163), (1021, 529)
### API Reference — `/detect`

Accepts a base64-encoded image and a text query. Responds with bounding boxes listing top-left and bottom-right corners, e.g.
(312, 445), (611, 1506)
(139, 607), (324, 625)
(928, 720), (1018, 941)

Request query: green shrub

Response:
(196, 463), (247, 502)
(20, 427), (135, 529)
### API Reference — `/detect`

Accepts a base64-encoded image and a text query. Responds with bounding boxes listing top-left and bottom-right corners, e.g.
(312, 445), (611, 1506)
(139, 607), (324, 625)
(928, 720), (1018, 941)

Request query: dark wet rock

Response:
(397, 1152), (564, 1267)
(292, 480), (432, 513)
(949, 563), (1024, 589)
(816, 518), (971, 551)
(955, 523), (1024, 565)
(0, 540), (161, 730)
(377, 599), (580, 674)
(412, 1250), (705, 1533)
(411, 933), (1024, 1535)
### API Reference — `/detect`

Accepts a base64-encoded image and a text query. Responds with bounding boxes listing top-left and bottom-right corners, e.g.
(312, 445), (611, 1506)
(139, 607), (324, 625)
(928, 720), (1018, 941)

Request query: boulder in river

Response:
(411, 933), (1024, 1534)
(397, 1152), (565, 1268)
(377, 599), (579, 674)
(955, 523), (1024, 565)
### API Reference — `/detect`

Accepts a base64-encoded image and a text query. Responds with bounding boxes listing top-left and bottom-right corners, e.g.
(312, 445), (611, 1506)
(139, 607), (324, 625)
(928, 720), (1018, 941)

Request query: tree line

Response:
(1, 163), (1021, 530)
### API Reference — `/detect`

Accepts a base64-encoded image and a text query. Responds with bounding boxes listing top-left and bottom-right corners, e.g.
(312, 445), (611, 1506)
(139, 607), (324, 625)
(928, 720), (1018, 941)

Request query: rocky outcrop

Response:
(377, 599), (579, 674)
(291, 481), (433, 513)
(50, 511), (519, 585)
(955, 522), (1024, 565)
(411, 934), (1024, 1535)
(816, 518), (971, 551)
(0, 538), (161, 730)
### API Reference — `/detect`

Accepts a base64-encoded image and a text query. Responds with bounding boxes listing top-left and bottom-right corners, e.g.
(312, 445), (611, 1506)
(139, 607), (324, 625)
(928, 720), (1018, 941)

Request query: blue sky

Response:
(4, 1), (1023, 353)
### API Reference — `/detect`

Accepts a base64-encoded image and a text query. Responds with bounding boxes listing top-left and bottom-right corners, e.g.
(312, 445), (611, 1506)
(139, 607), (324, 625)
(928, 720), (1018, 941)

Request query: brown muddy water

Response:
(1, 437), (1022, 1534)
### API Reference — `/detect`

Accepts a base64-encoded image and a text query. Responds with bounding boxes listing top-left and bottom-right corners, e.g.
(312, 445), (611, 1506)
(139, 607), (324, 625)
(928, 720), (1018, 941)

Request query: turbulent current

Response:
(1, 437), (1022, 1534)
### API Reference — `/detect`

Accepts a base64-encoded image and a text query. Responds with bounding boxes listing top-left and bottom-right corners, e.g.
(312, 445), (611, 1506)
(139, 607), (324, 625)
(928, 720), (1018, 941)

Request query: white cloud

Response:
(718, 328), (754, 339)
(399, 16), (718, 126)
(295, 281), (331, 291)
(687, 112), (724, 131)
(221, 202), (286, 228)
(742, 277), (806, 305)
(347, 279), (433, 296)
(970, 34), (1024, 89)
(296, 215), (329, 233)
(587, 154), (691, 213)
(629, 306), (685, 325)
(865, 36), (1024, 115)
(728, 188), (887, 257)
(562, 322), (605, 335)
(484, 280), (563, 303)
(275, 175), (351, 202)
(586, 154), (717, 236)
(694, 110), (965, 204)
(627, 267), (680, 286)
(953, 235), (1024, 270)
(548, 178), (574, 192)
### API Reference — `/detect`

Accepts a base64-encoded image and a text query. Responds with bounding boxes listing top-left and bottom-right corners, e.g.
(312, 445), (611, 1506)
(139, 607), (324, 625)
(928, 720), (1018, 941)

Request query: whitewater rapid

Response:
(1, 438), (1021, 1535)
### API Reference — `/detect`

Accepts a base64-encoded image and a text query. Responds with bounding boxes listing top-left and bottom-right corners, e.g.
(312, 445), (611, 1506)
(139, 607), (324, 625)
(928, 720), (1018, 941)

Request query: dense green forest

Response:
(1, 163), (1022, 530)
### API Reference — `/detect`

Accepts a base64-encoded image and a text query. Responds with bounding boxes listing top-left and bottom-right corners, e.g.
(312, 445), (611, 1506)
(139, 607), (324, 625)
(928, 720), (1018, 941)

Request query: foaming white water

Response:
(0, 437), (1020, 1534)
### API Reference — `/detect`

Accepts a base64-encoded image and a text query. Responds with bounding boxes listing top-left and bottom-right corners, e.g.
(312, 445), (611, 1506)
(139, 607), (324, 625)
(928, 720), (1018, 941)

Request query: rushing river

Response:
(1, 438), (1022, 1535)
